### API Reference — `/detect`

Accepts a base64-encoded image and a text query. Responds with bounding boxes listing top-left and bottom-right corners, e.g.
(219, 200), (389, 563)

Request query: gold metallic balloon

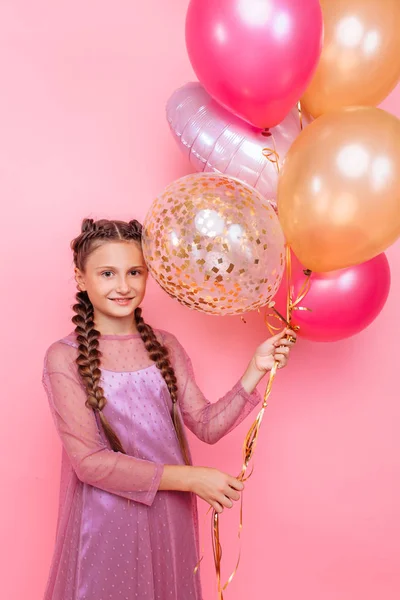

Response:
(277, 107), (400, 272)
(143, 173), (285, 315)
(301, 0), (400, 117)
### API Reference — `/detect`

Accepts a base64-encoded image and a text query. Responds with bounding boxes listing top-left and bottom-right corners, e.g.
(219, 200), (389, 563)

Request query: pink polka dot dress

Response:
(42, 330), (261, 600)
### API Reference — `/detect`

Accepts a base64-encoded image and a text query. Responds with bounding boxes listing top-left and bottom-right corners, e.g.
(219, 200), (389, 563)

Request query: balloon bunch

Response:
(143, 1), (400, 596)
(164, 0), (400, 344)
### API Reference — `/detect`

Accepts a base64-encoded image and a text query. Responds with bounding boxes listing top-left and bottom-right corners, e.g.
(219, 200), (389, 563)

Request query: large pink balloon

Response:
(289, 254), (391, 342)
(185, 0), (323, 129)
(166, 82), (306, 210)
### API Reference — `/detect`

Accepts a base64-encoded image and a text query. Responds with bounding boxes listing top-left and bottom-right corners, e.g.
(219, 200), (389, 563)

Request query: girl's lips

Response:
(110, 298), (134, 305)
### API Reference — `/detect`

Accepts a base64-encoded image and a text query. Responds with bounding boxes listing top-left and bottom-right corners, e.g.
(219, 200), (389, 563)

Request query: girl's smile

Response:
(109, 297), (134, 306)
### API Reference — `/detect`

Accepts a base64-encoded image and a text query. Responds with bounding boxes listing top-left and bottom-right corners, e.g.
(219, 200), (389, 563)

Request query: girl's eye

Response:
(130, 270), (141, 276)
(102, 271), (114, 278)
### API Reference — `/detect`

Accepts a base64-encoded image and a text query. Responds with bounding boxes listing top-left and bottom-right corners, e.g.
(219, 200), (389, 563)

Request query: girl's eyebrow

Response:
(95, 265), (145, 270)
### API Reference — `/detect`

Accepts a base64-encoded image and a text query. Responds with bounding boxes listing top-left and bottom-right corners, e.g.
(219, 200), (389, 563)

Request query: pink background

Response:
(1, 1), (399, 598)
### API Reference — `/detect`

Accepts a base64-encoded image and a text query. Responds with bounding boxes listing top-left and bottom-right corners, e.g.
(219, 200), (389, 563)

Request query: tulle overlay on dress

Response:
(42, 330), (261, 600)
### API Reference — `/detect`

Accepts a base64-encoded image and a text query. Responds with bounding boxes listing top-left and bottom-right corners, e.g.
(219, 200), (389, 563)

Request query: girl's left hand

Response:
(252, 328), (297, 373)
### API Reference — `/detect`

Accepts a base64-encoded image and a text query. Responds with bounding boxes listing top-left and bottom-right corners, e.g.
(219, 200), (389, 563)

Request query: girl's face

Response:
(75, 241), (148, 326)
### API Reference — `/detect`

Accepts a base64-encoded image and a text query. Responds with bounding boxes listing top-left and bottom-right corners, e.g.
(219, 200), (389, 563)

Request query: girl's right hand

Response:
(187, 466), (244, 513)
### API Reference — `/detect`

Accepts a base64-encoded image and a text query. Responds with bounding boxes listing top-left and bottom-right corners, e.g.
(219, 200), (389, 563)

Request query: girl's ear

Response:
(74, 267), (86, 291)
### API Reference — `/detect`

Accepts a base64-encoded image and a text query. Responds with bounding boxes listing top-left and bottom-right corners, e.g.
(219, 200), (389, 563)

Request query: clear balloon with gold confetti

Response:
(143, 173), (285, 315)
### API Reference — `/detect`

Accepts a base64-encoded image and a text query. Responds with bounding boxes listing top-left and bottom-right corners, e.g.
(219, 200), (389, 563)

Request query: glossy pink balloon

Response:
(185, 0), (323, 129)
(289, 254), (391, 342)
(166, 82), (306, 210)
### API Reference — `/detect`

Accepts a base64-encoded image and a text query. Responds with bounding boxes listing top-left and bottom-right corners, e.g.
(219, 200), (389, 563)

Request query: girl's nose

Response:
(116, 278), (130, 294)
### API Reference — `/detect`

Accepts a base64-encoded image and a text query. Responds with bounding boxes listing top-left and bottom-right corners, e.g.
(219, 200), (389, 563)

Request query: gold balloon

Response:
(277, 107), (400, 272)
(301, 0), (400, 117)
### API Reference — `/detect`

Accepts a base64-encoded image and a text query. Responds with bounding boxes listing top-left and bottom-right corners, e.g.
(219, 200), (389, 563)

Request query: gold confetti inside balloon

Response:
(142, 173), (285, 315)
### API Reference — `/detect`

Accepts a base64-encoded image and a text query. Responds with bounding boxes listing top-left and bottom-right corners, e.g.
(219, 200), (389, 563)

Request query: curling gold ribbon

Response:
(212, 362), (279, 599)
(297, 100), (303, 131)
(212, 248), (309, 598)
(193, 507), (211, 576)
(266, 246), (312, 336)
(211, 247), (312, 598)
(262, 145), (280, 174)
(211, 138), (310, 599)
(262, 101), (303, 177)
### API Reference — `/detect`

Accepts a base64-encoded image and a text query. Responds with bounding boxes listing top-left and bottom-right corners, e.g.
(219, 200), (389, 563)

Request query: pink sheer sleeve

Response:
(42, 341), (163, 506)
(162, 332), (262, 444)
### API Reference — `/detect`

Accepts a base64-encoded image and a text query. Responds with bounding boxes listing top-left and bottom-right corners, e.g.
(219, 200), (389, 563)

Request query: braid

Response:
(71, 219), (113, 265)
(135, 307), (191, 465)
(128, 219), (143, 238)
(72, 290), (125, 454)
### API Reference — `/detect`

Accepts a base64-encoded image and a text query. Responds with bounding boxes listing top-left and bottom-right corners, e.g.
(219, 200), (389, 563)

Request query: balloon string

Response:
(262, 143), (280, 174)
(193, 506), (212, 576)
(266, 247), (312, 336)
(262, 101), (303, 176)
(212, 107), (307, 595)
(212, 362), (277, 599)
(297, 100), (304, 131)
(211, 245), (311, 599)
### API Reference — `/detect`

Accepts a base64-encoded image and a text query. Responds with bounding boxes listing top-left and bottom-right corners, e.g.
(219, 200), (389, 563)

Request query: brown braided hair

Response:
(71, 218), (191, 464)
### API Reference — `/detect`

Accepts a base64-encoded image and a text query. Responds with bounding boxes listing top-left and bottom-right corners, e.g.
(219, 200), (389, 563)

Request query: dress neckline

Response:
(100, 333), (142, 340)
(66, 331), (142, 341)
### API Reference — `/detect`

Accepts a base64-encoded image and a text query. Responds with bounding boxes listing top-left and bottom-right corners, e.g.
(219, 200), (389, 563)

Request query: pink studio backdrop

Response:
(1, 2), (399, 599)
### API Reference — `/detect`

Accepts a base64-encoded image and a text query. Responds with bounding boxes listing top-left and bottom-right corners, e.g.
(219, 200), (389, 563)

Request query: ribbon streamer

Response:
(212, 358), (280, 598)
(266, 247), (312, 336)
(262, 144), (280, 174)
(212, 250), (311, 599)
(262, 101), (303, 176)
(211, 108), (309, 599)
(297, 100), (304, 131)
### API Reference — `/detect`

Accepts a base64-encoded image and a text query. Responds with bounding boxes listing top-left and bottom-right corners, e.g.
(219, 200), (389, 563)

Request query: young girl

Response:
(42, 218), (296, 600)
